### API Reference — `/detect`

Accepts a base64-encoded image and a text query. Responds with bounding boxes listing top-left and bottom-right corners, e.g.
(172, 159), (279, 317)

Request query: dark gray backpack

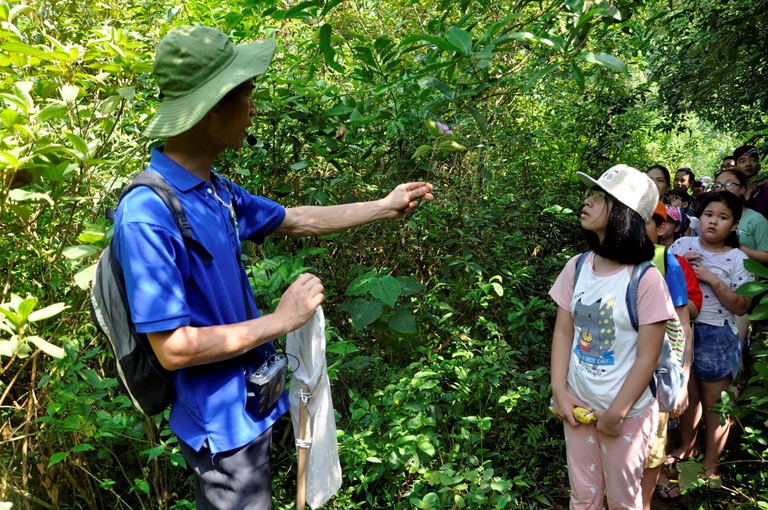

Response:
(90, 172), (212, 416)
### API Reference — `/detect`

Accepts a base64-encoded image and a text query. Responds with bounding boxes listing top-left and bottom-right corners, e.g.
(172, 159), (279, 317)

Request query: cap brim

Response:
(143, 38), (276, 139)
(576, 172), (600, 189)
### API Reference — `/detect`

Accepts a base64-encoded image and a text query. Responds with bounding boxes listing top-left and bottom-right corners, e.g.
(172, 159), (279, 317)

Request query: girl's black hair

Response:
(646, 165), (671, 187)
(696, 190), (743, 248)
(581, 197), (655, 264)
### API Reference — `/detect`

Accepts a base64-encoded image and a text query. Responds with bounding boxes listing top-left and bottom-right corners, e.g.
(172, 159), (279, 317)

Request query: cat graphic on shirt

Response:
(573, 297), (616, 367)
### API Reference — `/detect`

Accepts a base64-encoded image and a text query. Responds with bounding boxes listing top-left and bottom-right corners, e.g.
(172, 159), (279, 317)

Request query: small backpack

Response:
(90, 172), (213, 416)
(573, 251), (686, 413)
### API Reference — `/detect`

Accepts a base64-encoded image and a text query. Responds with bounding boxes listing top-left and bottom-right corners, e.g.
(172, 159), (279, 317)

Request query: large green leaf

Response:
(570, 61), (585, 90)
(368, 275), (400, 307)
(412, 144), (432, 159)
(388, 309), (417, 334)
(466, 105), (487, 136)
(319, 0), (344, 18)
(581, 51), (627, 74)
(397, 276), (425, 296)
(28, 336), (65, 359)
(275, 1), (317, 20)
(9, 189), (54, 205)
(345, 269), (377, 296)
(319, 23), (344, 73)
(47, 451), (68, 467)
(745, 259), (768, 278)
(74, 263), (97, 290)
(736, 280), (768, 297)
(27, 303), (69, 322)
(62, 245), (98, 260)
(345, 298), (383, 330)
(445, 27), (472, 55)
(38, 104), (69, 121)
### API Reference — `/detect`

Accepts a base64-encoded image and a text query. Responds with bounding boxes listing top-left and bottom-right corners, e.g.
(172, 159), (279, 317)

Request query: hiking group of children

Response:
(549, 146), (764, 509)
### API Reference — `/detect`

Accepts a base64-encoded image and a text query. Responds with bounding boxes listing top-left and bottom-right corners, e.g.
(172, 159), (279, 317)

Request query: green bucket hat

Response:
(143, 26), (276, 139)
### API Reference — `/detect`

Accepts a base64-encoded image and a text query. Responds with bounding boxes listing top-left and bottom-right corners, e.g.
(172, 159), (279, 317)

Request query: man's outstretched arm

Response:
(275, 182), (434, 237)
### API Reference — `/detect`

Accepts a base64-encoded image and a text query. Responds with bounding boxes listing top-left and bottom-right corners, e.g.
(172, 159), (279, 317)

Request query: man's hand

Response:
(273, 273), (325, 333)
(381, 182), (434, 218)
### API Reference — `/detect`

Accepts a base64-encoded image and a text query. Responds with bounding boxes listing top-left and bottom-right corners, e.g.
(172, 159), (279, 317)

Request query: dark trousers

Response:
(178, 429), (273, 510)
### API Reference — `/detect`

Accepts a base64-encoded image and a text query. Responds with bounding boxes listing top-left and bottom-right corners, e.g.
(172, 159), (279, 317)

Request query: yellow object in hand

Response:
(549, 397), (597, 424)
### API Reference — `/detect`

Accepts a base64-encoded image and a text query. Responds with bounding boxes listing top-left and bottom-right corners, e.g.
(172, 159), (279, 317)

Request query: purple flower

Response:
(436, 121), (454, 135)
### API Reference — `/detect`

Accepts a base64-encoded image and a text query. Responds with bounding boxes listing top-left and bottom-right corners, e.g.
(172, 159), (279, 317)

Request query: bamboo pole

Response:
(296, 383), (310, 510)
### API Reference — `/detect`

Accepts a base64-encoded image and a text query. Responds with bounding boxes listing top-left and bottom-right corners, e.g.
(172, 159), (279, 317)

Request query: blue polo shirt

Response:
(114, 146), (289, 454)
(662, 251), (688, 309)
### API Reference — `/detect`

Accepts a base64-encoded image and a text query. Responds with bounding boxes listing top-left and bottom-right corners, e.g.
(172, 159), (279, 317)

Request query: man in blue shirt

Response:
(115, 26), (434, 509)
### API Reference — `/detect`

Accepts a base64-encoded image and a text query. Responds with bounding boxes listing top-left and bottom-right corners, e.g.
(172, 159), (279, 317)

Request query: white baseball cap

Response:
(577, 164), (659, 221)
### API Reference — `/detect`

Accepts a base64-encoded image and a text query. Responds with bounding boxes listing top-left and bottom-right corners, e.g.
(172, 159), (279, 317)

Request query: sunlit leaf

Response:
(99, 95), (121, 115)
(59, 85), (79, 105)
(64, 131), (90, 159)
(412, 144), (432, 159)
(74, 263), (97, 290)
(0, 340), (17, 358)
(62, 245), (99, 260)
(70, 443), (95, 453)
(437, 140), (466, 152)
(117, 86), (135, 100)
(48, 451), (68, 467)
(17, 297), (37, 320)
(38, 104), (69, 121)
(28, 303), (69, 322)
(142, 445), (166, 462)
(736, 281), (768, 296)
(9, 189), (54, 205)
(581, 51), (627, 74)
(28, 336), (65, 359)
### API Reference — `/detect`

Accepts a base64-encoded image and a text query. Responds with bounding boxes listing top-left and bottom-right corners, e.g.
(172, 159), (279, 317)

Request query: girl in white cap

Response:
(549, 165), (677, 509)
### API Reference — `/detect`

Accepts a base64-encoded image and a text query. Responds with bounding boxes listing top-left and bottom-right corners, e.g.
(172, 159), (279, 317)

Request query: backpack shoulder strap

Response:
(119, 172), (213, 264)
(573, 251), (591, 290)
(626, 261), (654, 331)
(652, 244), (667, 278)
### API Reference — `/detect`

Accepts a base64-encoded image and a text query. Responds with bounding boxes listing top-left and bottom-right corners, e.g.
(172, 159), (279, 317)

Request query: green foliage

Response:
(646, 0), (768, 136)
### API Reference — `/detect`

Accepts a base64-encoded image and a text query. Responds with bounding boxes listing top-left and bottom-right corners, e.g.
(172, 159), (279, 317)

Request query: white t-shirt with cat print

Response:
(549, 253), (675, 416)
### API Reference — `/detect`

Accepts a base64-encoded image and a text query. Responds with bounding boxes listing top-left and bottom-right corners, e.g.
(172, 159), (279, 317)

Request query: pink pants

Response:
(564, 400), (658, 509)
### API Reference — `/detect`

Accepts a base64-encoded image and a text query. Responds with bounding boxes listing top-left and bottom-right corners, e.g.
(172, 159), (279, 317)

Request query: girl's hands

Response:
(670, 385), (689, 418)
(594, 408), (624, 437)
(684, 252), (717, 285)
(552, 390), (590, 427)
